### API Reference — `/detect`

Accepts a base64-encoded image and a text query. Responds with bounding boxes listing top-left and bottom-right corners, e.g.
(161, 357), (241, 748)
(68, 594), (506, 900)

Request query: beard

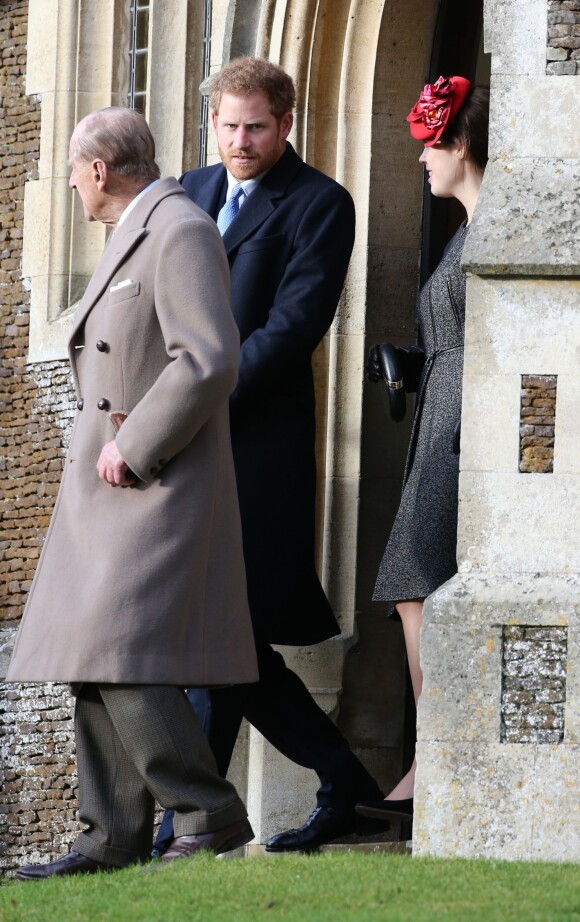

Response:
(219, 142), (285, 180)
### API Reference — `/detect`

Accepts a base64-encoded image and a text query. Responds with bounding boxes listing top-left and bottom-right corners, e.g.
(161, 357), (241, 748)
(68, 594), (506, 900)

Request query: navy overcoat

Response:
(181, 144), (355, 644)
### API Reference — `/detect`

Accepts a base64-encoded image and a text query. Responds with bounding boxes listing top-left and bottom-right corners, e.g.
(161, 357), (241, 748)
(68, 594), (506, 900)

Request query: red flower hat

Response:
(406, 75), (472, 146)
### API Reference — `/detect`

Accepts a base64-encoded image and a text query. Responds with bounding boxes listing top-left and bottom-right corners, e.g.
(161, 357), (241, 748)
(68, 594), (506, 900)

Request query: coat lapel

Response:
(69, 227), (148, 346)
(222, 184), (275, 253)
(221, 143), (303, 254)
(69, 178), (185, 347)
(193, 167), (228, 220)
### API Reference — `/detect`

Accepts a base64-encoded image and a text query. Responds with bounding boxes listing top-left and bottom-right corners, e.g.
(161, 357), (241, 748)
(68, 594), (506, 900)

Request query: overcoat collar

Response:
(191, 170), (228, 220)
(196, 144), (304, 255)
(69, 178), (186, 352)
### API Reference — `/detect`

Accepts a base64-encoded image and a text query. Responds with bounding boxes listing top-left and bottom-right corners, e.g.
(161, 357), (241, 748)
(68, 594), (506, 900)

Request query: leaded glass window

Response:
(128, 0), (149, 112)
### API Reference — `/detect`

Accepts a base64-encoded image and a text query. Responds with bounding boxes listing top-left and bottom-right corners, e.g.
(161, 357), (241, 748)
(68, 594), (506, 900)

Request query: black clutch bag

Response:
(366, 344), (425, 422)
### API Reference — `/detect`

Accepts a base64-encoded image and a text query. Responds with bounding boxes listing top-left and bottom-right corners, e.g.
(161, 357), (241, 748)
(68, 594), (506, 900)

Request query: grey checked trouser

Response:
(72, 684), (248, 867)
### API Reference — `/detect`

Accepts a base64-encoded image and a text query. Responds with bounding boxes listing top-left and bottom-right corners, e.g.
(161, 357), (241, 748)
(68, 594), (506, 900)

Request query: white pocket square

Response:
(109, 278), (135, 292)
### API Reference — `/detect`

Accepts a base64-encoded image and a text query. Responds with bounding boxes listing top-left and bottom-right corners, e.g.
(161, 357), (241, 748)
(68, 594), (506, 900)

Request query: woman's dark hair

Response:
(440, 86), (489, 171)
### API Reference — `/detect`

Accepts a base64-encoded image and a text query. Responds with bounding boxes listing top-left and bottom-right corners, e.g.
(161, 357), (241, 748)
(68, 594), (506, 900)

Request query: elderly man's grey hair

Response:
(72, 107), (160, 182)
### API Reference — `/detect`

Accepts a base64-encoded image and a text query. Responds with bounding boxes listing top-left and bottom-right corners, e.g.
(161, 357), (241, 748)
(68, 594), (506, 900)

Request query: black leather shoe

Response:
(161, 818), (254, 861)
(265, 805), (389, 853)
(356, 797), (414, 821)
(16, 850), (114, 880)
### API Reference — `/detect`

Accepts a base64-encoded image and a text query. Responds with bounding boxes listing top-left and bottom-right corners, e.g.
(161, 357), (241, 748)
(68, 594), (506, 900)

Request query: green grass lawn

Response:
(0, 852), (579, 922)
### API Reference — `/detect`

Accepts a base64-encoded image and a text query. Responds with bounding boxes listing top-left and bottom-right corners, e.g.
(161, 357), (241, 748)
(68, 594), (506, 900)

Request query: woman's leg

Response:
(386, 599), (424, 800)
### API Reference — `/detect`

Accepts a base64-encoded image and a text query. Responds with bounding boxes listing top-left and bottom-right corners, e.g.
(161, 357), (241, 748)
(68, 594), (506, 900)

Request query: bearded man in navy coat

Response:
(155, 57), (385, 852)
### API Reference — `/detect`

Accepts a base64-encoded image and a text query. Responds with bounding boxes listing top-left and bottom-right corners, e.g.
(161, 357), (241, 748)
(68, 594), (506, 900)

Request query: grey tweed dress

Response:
(374, 222), (468, 614)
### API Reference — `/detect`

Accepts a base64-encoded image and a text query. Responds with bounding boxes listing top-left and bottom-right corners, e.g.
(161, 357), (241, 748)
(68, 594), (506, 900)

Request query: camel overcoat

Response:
(7, 178), (258, 686)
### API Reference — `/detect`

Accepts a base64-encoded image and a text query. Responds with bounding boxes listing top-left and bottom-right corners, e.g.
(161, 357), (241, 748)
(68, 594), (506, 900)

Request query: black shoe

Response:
(16, 850), (115, 880)
(265, 805), (389, 853)
(356, 797), (414, 821)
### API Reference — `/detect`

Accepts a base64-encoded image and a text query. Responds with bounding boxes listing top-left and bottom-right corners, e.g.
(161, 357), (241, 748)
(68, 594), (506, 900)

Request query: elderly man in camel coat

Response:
(8, 107), (258, 879)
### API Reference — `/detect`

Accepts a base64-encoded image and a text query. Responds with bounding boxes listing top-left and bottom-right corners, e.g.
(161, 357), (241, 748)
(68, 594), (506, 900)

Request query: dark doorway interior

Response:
(420, 0), (490, 284)
(401, 0), (490, 809)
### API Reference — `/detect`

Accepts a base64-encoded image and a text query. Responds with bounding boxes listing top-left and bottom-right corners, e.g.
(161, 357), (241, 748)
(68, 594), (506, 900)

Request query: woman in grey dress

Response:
(358, 76), (490, 821)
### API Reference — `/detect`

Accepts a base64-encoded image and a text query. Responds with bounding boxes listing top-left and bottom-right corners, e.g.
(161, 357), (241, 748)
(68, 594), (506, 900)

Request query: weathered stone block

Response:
(548, 10), (578, 22)
(414, 738), (580, 860)
(415, 575), (580, 860)
(464, 161), (580, 274)
(546, 60), (578, 73)
(418, 620), (502, 743)
(458, 471), (580, 573)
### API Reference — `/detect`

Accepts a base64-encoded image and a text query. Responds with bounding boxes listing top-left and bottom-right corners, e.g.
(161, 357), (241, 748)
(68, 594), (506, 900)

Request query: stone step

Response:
(320, 840), (412, 855)
(220, 839), (412, 859)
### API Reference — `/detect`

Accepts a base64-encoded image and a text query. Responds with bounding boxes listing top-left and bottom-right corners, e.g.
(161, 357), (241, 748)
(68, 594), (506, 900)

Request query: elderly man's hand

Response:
(97, 441), (135, 487)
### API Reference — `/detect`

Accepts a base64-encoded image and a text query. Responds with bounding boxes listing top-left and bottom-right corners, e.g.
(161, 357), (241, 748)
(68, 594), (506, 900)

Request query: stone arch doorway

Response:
(214, 0), (489, 834)
(339, 0), (488, 802)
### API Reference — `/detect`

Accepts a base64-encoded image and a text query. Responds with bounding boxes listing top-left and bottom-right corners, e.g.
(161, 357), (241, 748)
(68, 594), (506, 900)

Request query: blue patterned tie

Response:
(217, 183), (244, 235)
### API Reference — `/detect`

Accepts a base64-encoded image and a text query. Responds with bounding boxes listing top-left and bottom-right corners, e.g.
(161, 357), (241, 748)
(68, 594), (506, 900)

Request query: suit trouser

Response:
(72, 684), (248, 867)
(153, 643), (382, 852)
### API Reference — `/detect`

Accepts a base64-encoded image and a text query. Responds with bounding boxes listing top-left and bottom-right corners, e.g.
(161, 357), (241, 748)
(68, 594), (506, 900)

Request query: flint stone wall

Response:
(0, 684), (77, 866)
(519, 375), (556, 474)
(547, 1), (580, 74)
(0, 0), (78, 875)
(501, 625), (567, 742)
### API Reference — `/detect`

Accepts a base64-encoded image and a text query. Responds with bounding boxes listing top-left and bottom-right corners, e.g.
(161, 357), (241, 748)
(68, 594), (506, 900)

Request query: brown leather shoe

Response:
(16, 850), (114, 880)
(162, 818), (254, 861)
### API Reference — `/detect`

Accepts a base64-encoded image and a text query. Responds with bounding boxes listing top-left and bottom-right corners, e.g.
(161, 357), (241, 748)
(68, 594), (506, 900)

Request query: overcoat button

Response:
(97, 398), (110, 411)
(77, 398), (84, 411)
(150, 466), (158, 475)
(96, 340), (108, 352)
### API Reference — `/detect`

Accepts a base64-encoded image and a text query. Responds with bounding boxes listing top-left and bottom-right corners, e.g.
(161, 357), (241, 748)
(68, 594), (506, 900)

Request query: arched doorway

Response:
(204, 0), (490, 839)
(340, 0), (489, 811)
